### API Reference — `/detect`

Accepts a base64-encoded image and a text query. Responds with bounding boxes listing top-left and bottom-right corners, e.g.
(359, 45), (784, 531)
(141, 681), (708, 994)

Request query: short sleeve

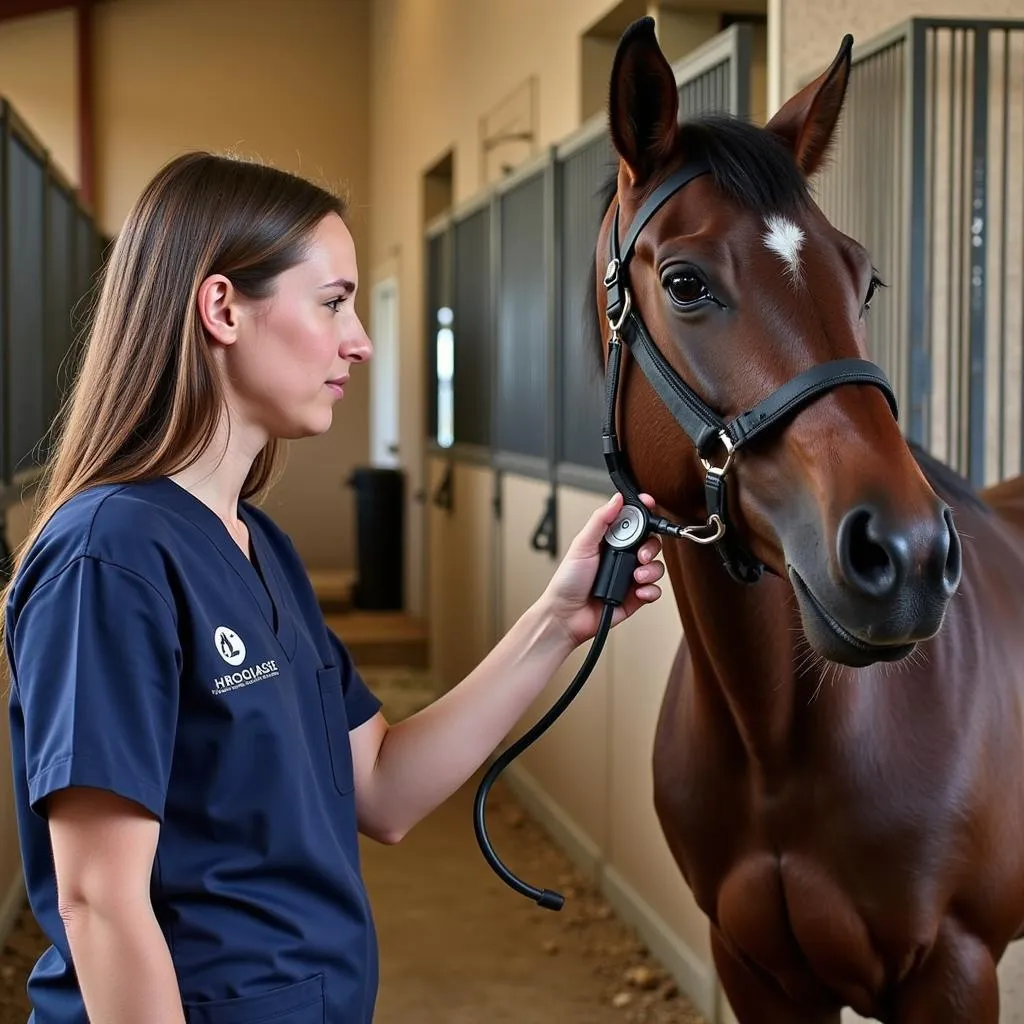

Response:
(325, 626), (382, 730)
(10, 554), (182, 821)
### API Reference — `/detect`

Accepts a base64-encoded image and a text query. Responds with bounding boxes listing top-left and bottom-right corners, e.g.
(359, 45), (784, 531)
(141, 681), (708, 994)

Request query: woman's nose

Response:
(343, 319), (373, 362)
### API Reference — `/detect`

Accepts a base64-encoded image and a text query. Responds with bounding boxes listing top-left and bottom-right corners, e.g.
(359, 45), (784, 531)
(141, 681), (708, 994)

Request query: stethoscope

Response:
(471, 160), (897, 911)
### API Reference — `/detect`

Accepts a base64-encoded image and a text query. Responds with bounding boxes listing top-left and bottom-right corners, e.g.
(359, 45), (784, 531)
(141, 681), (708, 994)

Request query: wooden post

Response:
(76, 0), (93, 208)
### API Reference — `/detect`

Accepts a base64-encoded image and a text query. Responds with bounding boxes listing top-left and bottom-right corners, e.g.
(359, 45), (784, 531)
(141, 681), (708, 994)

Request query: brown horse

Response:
(593, 18), (1024, 1024)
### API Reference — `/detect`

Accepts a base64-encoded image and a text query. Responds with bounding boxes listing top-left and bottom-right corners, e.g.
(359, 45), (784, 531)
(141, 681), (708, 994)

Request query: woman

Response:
(2, 151), (664, 1024)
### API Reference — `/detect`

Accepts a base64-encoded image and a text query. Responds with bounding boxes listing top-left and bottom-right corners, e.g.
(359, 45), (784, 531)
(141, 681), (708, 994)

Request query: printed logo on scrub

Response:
(211, 625), (279, 694)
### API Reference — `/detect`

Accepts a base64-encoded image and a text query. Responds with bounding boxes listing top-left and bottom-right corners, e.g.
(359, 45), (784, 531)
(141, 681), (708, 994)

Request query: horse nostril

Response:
(941, 505), (962, 596)
(837, 506), (902, 599)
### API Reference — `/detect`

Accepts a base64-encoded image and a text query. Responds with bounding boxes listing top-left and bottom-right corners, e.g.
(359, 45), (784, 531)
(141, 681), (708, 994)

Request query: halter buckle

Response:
(699, 430), (735, 476)
(606, 287), (632, 336)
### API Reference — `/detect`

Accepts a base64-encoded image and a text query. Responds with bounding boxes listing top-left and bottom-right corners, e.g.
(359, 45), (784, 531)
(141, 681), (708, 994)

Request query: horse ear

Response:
(766, 34), (853, 177)
(608, 16), (680, 187)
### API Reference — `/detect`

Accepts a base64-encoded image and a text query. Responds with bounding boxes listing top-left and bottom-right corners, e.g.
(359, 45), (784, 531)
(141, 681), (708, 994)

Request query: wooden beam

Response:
(76, 0), (94, 207)
(0, 0), (72, 23)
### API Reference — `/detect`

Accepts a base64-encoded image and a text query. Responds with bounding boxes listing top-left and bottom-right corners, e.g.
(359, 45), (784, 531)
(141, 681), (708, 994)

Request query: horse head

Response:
(596, 18), (962, 668)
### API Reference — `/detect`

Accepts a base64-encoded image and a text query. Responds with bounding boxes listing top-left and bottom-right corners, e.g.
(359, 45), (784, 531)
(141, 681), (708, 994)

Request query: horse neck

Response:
(661, 538), (834, 770)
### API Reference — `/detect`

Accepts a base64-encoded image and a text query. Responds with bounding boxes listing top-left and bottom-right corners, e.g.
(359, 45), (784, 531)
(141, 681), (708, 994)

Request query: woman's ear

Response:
(197, 274), (241, 347)
(608, 16), (680, 188)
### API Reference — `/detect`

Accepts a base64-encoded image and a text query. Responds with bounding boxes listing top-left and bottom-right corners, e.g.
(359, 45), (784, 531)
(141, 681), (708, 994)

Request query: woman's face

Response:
(205, 212), (372, 441)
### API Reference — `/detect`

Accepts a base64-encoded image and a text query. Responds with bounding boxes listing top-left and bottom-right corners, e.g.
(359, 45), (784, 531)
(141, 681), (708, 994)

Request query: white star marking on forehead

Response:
(763, 214), (805, 280)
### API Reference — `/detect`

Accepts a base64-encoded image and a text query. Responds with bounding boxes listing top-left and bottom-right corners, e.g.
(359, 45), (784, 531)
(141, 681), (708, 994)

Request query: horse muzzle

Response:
(788, 497), (962, 668)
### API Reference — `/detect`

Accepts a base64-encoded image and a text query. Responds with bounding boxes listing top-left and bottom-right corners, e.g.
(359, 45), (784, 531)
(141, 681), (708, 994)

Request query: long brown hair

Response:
(0, 151), (347, 639)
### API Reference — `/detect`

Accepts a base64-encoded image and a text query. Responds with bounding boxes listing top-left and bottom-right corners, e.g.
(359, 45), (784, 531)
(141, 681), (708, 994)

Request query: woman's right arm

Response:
(47, 787), (186, 1024)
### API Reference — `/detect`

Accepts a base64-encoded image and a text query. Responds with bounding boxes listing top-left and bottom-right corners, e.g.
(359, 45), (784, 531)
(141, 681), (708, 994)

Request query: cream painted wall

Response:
(779, 0), (1024, 100)
(0, 9), (77, 188)
(749, 23), (769, 124)
(500, 479), (614, 862)
(656, 8), (723, 63)
(425, 457), (497, 690)
(93, 0), (373, 572)
(580, 35), (619, 122)
(0, 0), (373, 573)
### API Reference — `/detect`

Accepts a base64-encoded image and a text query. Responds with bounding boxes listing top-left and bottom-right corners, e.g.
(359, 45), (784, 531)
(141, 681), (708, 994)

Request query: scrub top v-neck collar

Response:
(151, 476), (298, 662)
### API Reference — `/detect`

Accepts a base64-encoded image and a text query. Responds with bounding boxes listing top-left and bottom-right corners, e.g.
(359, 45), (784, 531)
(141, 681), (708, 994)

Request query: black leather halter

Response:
(601, 161), (899, 584)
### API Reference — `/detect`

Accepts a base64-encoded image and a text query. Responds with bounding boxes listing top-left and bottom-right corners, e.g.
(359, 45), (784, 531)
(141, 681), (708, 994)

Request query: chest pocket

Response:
(317, 665), (355, 795)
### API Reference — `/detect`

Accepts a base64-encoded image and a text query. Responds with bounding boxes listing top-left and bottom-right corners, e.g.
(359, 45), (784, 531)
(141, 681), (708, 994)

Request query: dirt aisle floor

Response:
(364, 772), (705, 1024)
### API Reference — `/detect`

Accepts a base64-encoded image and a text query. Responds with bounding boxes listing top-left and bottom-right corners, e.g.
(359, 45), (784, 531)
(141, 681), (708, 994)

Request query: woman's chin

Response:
(266, 412), (334, 441)
(311, 407), (337, 436)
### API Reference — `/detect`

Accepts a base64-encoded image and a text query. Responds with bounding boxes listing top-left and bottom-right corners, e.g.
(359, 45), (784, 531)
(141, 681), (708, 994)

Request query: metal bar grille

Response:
(919, 23), (1024, 486)
(556, 130), (616, 472)
(813, 36), (910, 423)
(678, 59), (732, 119)
(7, 131), (46, 475)
(43, 174), (74, 454)
(452, 206), (493, 449)
(0, 97), (104, 488)
(814, 18), (1024, 487)
(496, 170), (549, 460)
(675, 23), (752, 121)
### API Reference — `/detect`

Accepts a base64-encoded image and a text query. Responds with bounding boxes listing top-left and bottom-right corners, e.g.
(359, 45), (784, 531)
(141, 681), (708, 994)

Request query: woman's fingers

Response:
(633, 560), (665, 586)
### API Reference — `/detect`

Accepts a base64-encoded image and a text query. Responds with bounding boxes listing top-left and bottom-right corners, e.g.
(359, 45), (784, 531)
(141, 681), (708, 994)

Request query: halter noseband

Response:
(601, 161), (898, 584)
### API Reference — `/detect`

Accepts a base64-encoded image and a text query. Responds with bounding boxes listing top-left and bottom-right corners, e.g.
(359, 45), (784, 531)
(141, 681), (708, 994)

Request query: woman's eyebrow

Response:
(320, 277), (356, 292)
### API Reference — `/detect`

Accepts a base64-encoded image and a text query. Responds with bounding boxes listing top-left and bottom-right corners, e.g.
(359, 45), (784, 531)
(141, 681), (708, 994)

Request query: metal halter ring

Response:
(679, 513), (726, 545)
(699, 430), (735, 477)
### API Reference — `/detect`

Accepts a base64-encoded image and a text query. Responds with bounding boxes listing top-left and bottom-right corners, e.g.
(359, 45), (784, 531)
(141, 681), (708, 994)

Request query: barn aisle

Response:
(356, 666), (704, 1023)
(363, 766), (702, 1024)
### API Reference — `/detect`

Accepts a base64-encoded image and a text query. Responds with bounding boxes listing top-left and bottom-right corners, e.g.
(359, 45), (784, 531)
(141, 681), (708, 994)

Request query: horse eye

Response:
(864, 273), (885, 311)
(666, 272), (709, 307)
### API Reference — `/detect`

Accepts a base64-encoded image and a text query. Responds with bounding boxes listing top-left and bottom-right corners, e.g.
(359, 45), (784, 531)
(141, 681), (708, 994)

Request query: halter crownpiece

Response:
(601, 160), (898, 584)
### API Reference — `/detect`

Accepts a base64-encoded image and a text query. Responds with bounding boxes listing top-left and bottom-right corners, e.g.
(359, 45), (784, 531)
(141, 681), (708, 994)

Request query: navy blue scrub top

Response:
(5, 477), (384, 1024)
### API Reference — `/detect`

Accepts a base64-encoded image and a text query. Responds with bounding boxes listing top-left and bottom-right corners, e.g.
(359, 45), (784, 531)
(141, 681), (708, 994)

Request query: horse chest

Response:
(653, 674), (1024, 1017)
(656, 771), (908, 1004)
(715, 848), (897, 1014)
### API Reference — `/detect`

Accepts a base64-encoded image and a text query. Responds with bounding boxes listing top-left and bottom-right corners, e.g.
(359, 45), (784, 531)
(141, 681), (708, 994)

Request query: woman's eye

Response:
(665, 272), (710, 307)
(326, 297), (344, 313)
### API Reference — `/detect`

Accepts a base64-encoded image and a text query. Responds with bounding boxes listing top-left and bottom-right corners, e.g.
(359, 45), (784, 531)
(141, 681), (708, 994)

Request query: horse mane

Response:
(582, 113), (811, 378)
(579, 111), (993, 517)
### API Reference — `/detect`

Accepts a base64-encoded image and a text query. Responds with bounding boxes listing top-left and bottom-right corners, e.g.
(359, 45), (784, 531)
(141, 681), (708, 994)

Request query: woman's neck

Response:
(167, 408), (267, 550)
